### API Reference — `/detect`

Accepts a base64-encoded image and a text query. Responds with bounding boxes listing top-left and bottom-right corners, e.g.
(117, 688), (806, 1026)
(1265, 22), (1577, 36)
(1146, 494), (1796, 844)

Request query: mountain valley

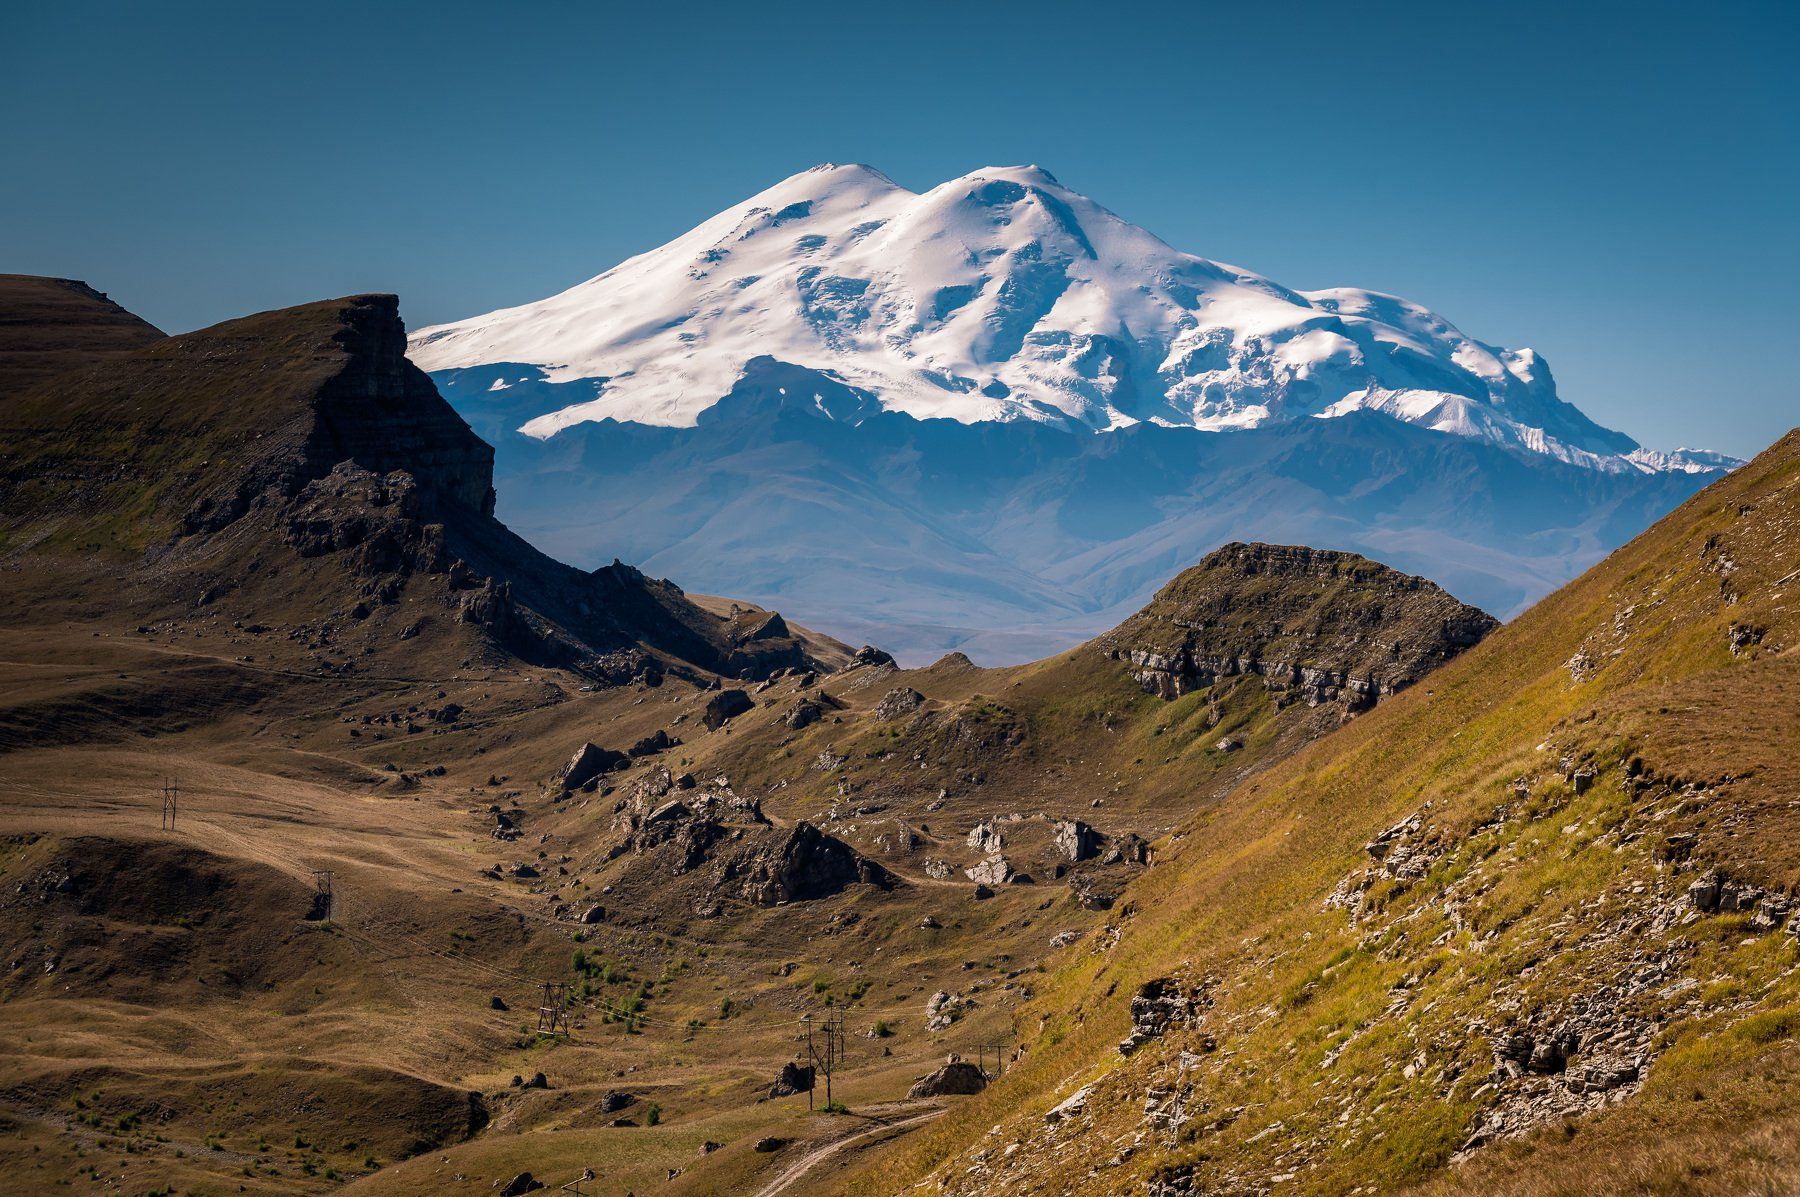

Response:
(0, 275), (1792, 1197)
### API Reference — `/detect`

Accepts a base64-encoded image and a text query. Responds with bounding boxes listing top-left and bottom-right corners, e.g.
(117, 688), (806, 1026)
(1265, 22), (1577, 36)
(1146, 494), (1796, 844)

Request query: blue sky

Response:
(3, 0), (1794, 458)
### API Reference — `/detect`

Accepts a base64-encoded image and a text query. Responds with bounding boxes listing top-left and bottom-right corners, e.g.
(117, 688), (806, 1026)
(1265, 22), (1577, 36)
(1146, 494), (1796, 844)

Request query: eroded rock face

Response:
(1119, 976), (1211, 1055)
(1097, 542), (1496, 706)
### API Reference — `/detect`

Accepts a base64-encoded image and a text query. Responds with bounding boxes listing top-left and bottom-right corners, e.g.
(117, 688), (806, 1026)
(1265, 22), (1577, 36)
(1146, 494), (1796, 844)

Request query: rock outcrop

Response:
(1097, 542), (1496, 706)
(909, 1056), (988, 1097)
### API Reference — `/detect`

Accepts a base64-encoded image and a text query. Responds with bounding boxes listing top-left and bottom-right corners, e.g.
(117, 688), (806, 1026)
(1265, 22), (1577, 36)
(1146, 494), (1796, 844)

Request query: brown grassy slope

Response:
(837, 427), (1799, 1197)
(0, 274), (164, 399)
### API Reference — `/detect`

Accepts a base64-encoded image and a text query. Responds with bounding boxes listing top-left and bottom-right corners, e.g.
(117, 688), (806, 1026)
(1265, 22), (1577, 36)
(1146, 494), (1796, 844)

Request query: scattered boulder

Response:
(704, 689), (755, 729)
(522, 1071), (548, 1089)
(628, 729), (676, 757)
(579, 904), (606, 925)
(925, 990), (971, 1031)
(754, 1136), (788, 1153)
(1101, 832), (1150, 866)
(964, 856), (1014, 887)
(853, 645), (895, 668)
(1044, 1084), (1093, 1124)
(769, 1062), (815, 1097)
(500, 1173), (543, 1196)
(559, 741), (626, 791)
(783, 699), (823, 730)
(489, 995), (508, 1011)
(971, 883), (995, 901)
(875, 687), (926, 720)
(909, 1055), (988, 1098)
(967, 819), (1005, 854)
(1053, 819), (1102, 862)
(598, 1089), (634, 1113)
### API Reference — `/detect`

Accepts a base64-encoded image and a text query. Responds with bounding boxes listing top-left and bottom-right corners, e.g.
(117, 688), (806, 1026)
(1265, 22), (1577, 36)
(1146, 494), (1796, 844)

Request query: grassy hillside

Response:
(841, 429), (1799, 1196)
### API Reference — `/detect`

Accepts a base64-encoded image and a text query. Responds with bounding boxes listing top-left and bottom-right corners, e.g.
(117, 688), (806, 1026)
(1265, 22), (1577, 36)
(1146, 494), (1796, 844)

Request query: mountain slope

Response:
(838, 426), (1799, 1196)
(0, 284), (827, 683)
(0, 274), (164, 398)
(409, 164), (1698, 474)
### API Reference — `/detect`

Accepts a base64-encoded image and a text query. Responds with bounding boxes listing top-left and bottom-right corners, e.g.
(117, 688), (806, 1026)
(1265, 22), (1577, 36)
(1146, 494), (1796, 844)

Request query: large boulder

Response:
(769, 1061), (815, 1097)
(965, 856), (1014, 887)
(908, 1056), (988, 1098)
(783, 699), (823, 730)
(1053, 819), (1102, 862)
(559, 741), (626, 791)
(704, 689), (754, 729)
(854, 645), (895, 667)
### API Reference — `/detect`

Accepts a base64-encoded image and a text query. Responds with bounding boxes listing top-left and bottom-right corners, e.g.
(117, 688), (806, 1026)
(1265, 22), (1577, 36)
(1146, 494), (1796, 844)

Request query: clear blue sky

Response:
(4, 0), (1794, 458)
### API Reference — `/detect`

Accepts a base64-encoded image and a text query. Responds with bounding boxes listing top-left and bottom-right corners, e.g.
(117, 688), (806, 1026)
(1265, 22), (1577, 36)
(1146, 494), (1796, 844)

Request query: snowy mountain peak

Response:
(409, 165), (1729, 473)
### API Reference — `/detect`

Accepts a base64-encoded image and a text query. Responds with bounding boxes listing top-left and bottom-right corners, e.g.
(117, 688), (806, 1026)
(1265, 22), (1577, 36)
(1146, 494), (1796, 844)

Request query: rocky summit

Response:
(1098, 541), (1498, 704)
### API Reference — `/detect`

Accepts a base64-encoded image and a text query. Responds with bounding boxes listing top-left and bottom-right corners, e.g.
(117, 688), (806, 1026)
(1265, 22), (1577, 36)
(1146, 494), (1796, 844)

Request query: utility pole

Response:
(537, 982), (571, 1038)
(800, 1010), (847, 1110)
(159, 777), (179, 831)
(311, 870), (334, 922)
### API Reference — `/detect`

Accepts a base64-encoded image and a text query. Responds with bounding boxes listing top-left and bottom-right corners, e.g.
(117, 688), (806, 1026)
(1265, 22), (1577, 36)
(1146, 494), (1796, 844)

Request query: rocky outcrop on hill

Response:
(736, 822), (896, 905)
(1097, 542), (1496, 706)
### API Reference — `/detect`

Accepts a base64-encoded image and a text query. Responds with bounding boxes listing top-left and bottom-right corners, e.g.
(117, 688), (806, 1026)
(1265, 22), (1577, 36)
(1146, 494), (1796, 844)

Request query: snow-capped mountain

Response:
(410, 163), (1707, 474)
(410, 164), (1738, 664)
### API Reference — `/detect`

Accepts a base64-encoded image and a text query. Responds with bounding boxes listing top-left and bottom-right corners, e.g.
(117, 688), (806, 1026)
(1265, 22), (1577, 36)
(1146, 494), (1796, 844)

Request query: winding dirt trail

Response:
(753, 1105), (946, 1197)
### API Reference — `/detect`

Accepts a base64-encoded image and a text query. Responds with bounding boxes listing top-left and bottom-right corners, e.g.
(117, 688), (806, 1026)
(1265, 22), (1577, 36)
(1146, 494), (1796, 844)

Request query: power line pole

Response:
(800, 1010), (847, 1110)
(537, 981), (571, 1038)
(311, 870), (334, 922)
(159, 777), (179, 831)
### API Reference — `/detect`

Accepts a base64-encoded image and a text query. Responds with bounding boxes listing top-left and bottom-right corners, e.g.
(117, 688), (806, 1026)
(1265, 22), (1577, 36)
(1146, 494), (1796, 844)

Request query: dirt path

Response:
(753, 1105), (946, 1197)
